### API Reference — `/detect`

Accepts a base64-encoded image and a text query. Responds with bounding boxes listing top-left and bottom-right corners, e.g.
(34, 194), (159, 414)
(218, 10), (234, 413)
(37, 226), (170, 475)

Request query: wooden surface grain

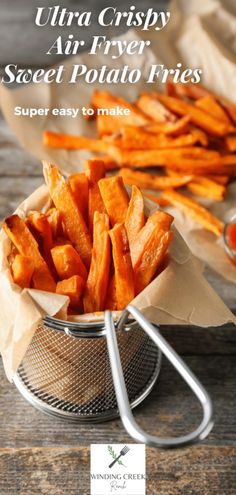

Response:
(0, 1), (236, 493)
(0, 355), (235, 494)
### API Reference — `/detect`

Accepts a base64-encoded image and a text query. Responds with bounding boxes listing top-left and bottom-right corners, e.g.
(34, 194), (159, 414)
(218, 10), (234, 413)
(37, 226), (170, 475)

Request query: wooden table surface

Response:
(0, 1), (236, 494)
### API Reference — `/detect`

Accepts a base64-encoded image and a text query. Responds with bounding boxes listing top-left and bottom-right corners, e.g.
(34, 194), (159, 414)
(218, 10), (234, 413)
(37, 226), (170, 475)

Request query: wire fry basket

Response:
(14, 305), (214, 448)
(14, 314), (161, 422)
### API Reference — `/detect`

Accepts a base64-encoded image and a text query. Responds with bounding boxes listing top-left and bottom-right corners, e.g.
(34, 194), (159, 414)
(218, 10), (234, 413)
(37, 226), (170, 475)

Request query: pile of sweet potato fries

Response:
(43, 81), (236, 237)
(3, 161), (173, 313)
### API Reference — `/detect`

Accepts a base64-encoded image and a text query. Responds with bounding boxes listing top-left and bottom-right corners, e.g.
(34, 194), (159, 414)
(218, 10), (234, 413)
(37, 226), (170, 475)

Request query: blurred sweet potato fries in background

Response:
(44, 81), (236, 237)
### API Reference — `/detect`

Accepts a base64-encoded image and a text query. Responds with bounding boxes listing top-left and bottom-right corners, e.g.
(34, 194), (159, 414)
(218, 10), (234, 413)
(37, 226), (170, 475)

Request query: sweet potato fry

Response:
(27, 211), (54, 266)
(69, 173), (89, 221)
(169, 81), (236, 124)
(195, 96), (232, 125)
(154, 94), (230, 136)
(114, 125), (206, 150)
(11, 255), (34, 289)
(190, 128), (209, 147)
(88, 186), (106, 233)
(91, 90), (149, 127)
(134, 230), (173, 294)
(208, 175), (229, 185)
(84, 160), (106, 231)
(97, 113), (147, 136)
(125, 186), (145, 251)
(187, 177), (226, 201)
(119, 168), (192, 190)
(92, 155), (118, 171)
(98, 176), (129, 226)
(166, 81), (213, 101)
(46, 208), (63, 239)
(136, 93), (177, 123)
(220, 155), (236, 175)
(109, 224), (134, 310)
(43, 130), (108, 153)
(56, 275), (85, 308)
(166, 169), (226, 200)
(144, 115), (190, 136)
(43, 162), (92, 268)
(3, 214), (56, 292)
(105, 275), (117, 311)
(51, 244), (87, 281)
(224, 135), (236, 152)
(114, 147), (221, 170)
(131, 211), (173, 269)
(84, 159), (105, 183)
(143, 193), (170, 207)
(162, 190), (224, 236)
(83, 212), (110, 313)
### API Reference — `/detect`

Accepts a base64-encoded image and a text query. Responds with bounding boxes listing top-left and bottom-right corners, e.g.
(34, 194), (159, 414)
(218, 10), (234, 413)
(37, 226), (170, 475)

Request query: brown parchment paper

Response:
(0, 185), (235, 382)
(0, 3), (236, 283)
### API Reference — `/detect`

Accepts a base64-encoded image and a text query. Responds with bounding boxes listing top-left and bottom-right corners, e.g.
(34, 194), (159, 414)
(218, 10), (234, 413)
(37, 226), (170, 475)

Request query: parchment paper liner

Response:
(0, 184), (235, 383)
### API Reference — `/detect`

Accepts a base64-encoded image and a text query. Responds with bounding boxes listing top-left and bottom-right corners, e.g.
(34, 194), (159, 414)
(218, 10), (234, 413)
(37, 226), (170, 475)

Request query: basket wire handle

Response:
(105, 305), (214, 449)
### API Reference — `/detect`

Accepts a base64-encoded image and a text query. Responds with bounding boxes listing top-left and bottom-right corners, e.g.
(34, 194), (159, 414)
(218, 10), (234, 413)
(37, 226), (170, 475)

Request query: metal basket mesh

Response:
(14, 321), (161, 422)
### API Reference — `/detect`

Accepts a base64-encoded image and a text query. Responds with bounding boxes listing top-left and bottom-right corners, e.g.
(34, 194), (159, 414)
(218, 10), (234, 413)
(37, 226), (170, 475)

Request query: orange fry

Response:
(85, 159), (106, 231)
(168, 81), (236, 124)
(224, 135), (236, 152)
(134, 230), (173, 294)
(85, 159), (105, 183)
(83, 212), (110, 313)
(12, 255), (34, 289)
(98, 176), (129, 226)
(166, 80), (213, 101)
(144, 115), (190, 136)
(3, 214), (56, 292)
(125, 186), (145, 252)
(136, 93), (177, 123)
(187, 177), (226, 201)
(114, 125), (206, 150)
(207, 175), (229, 185)
(56, 275), (85, 309)
(109, 223), (134, 310)
(105, 275), (117, 311)
(131, 211), (173, 269)
(113, 147), (221, 172)
(69, 173), (89, 221)
(46, 208), (63, 239)
(92, 90), (148, 127)
(166, 169), (226, 201)
(190, 128), (209, 147)
(27, 211), (53, 266)
(92, 155), (119, 171)
(195, 96), (232, 125)
(119, 168), (192, 190)
(143, 192), (170, 207)
(154, 94), (230, 136)
(43, 162), (92, 268)
(43, 130), (108, 153)
(162, 190), (224, 236)
(51, 244), (87, 281)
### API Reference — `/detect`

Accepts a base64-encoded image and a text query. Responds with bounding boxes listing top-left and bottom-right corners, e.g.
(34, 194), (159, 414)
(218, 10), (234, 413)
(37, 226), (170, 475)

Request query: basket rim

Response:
(43, 315), (137, 339)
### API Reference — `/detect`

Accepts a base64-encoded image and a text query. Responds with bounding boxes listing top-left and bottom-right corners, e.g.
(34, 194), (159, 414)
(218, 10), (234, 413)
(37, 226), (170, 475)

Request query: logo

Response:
(90, 444), (146, 495)
(108, 445), (130, 468)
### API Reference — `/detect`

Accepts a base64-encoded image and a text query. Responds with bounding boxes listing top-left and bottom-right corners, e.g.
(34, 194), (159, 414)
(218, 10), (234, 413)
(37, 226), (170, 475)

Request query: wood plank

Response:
(0, 356), (235, 449)
(0, 445), (235, 495)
